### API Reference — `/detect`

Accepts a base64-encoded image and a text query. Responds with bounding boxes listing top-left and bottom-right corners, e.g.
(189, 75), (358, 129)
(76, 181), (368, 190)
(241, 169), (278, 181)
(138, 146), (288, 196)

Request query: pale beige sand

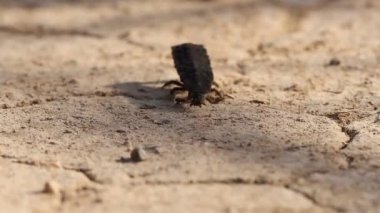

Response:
(0, 0), (379, 212)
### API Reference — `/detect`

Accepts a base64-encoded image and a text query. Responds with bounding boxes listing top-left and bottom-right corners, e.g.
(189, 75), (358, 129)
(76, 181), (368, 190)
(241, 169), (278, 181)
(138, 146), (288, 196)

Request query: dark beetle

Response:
(163, 43), (228, 107)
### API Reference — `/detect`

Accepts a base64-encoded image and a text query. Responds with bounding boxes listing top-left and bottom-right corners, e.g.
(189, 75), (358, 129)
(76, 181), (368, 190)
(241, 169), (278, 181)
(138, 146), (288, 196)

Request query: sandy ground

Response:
(0, 0), (379, 212)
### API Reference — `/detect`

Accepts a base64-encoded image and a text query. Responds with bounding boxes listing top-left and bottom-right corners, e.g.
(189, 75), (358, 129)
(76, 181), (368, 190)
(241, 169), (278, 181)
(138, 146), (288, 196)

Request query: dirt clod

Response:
(42, 181), (61, 195)
(0, 0), (379, 212)
(326, 58), (341, 66)
(130, 147), (149, 162)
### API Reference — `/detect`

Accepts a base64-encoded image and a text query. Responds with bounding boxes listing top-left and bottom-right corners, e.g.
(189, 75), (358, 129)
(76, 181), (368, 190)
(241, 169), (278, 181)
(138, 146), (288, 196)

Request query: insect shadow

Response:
(108, 81), (186, 112)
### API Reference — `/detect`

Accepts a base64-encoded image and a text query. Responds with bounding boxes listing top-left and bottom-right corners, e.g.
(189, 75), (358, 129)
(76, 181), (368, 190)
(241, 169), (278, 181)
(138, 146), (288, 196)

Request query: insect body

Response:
(163, 43), (228, 107)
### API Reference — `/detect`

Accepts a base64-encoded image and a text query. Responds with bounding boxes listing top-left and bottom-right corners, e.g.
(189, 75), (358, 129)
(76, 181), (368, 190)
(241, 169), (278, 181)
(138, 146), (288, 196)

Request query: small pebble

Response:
(50, 161), (63, 169)
(1, 104), (10, 109)
(30, 99), (42, 105)
(42, 181), (61, 195)
(327, 58), (341, 66)
(67, 79), (78, 84)
(130, 146), (148, 162)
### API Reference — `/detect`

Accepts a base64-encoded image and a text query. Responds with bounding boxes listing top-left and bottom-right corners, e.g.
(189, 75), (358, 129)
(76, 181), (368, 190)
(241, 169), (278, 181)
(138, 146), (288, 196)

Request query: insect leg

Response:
(162, 80), (184, 88)
(205, 94), (223, 104)
(175, 97), (190, 104)
(170, 87), (187, 95)
(210, 88), (233, 99)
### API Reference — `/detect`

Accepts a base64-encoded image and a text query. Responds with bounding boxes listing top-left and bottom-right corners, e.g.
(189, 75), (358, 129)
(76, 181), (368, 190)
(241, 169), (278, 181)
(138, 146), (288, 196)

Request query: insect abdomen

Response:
(171, 43), (213, 92)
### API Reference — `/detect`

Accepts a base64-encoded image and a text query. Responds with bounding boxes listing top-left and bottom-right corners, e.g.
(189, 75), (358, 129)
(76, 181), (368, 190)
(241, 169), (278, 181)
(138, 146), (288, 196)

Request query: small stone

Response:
(130, 146), (148, 162)
(1, 104), (10, 109)
(30, 99), (42, 105)
(327, 58), (341, 66)
(42, 181), (61, 195)
(5, 92), (14, 99)
(254, 175), (269, 184)
(50, 161), (63, 169)
(95, 91), (107, 97)
(67, 79), (78, 84)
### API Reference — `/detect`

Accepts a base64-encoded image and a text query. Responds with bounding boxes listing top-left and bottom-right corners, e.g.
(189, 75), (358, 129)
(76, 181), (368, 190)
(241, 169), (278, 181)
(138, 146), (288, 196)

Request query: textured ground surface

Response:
(0, 0), (379, 212)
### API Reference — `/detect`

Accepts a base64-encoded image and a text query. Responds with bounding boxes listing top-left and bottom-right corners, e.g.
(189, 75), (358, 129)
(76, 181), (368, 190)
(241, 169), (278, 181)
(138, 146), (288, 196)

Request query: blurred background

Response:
(0, 1), (379, 212)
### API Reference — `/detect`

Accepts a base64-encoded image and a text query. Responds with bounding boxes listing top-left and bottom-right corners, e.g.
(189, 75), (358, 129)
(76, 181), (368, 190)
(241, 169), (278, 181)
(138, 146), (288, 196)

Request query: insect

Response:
(163, 43), (230, 107)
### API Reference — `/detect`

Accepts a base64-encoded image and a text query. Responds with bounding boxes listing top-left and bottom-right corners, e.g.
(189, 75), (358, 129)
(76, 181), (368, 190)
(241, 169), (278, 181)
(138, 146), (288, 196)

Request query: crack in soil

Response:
(130, 177), (341, 212)
(323, 112), (363, 150)
(285, 185), (344, 213)
(140, 177), (258, 186)
(0, 25), (104, 39)
(0, 90), (152, 110)
(340, 127), (359, 150)
(117, 33), (155, 51)
(63, 167), (104, 185)
(0, 154), (103, 185)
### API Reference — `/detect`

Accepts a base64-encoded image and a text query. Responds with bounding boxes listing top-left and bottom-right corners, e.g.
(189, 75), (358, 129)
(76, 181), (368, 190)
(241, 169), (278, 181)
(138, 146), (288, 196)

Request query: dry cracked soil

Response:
(0, 0), (380, 212)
